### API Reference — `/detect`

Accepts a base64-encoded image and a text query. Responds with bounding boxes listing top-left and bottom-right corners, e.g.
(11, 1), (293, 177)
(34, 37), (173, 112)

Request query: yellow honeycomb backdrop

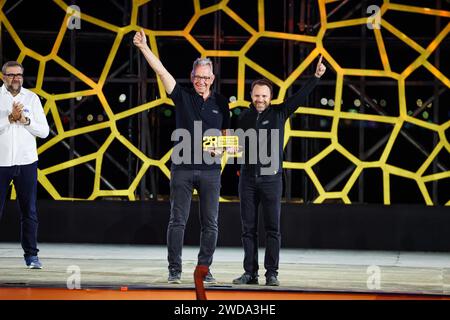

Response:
(0, 0), (449, 205)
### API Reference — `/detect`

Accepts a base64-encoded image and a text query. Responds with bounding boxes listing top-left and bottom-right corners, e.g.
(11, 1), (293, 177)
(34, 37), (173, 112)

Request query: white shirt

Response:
(0, 85), (49, 166)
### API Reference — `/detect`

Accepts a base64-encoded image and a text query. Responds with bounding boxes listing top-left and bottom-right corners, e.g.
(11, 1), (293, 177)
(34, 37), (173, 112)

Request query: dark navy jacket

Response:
(235, 76), (319, 176)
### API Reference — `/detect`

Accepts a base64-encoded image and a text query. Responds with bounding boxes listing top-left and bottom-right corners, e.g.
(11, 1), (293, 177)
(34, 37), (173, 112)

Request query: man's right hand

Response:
(10, 101), (23, 121)
(133, 28), (148, 49)
(207, 147), (224, 158)
(132, 27), (176, 94)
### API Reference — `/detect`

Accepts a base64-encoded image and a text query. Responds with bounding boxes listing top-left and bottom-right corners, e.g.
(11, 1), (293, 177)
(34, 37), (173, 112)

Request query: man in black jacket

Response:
(233, 56), (326, 286)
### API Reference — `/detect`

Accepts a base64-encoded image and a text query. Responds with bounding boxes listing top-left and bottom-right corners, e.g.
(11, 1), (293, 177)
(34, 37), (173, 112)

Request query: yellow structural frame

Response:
(0, 0), (448, 205)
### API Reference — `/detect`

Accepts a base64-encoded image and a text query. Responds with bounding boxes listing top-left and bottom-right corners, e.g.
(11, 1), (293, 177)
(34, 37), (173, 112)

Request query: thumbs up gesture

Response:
(315, 55), (326, 78)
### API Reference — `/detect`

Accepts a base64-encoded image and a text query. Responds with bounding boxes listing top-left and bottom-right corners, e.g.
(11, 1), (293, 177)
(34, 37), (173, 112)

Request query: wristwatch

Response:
(24, 117), (31, 126)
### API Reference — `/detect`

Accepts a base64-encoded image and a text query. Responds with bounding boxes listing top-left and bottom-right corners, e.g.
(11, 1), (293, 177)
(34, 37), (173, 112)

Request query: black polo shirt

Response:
(169, 83), (230, 170)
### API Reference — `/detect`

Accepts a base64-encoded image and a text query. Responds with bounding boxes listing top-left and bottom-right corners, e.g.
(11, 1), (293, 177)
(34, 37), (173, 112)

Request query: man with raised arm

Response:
(232, 56), (326, 286)
(133, 29), (230, 284)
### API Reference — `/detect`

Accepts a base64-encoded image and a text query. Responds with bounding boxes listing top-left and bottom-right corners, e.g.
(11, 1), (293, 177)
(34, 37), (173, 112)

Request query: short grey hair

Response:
(2, 61), (24, 74)
(191, 57), (213, 75)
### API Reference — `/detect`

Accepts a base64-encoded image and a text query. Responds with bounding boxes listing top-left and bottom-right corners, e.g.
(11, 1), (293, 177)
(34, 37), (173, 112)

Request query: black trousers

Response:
(0, 162), (39, 258)
(167, 169), (221, 273)
(238, 172), (282, 277)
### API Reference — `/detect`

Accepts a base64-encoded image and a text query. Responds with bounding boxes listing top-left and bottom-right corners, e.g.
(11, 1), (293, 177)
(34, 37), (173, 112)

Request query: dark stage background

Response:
(0, 0), (449, 250)
(1, 200), (450, 251)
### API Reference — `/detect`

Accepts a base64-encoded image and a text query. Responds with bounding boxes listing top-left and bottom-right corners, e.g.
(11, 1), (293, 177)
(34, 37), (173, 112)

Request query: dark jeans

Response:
(0, 161), (39, 258)
(238, 172), (282, 277)
(167, 169), (221, 272)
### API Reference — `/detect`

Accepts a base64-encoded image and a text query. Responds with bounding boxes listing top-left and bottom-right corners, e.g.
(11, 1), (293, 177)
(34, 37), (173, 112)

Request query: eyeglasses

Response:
(193, 75), (211, 82)
(4, 73), (23, 79)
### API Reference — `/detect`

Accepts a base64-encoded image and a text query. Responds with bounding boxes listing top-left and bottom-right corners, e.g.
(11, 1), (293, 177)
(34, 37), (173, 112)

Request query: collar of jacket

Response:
(249, 103), (271, 115)
(190, 87), (216, 101)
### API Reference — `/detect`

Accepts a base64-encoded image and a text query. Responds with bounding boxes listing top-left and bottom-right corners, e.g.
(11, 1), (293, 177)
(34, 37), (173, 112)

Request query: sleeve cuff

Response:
(168, 82), (180, 99)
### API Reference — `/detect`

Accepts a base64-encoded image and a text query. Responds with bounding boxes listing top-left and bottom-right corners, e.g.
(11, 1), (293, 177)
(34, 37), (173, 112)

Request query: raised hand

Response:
(133, 27), (176, 94)
(133, 28), (147, 49)
(315, 55), (326, 78)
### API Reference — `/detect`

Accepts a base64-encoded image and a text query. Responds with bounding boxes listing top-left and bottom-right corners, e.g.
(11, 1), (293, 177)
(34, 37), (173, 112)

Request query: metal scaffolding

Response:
(1, 0), (447, 203)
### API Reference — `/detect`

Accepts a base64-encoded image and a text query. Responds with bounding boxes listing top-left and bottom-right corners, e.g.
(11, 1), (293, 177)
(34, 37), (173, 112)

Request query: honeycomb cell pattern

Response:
(0, 0), (449, 205)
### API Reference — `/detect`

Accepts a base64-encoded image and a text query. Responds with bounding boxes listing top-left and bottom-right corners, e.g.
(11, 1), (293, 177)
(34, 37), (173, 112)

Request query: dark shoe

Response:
(24, 256), (42, 269)
(203, 271), (217, 284)
(265, 275), (280, 286)
(168, 269), (181, 284)
(232, 273), (258, 285)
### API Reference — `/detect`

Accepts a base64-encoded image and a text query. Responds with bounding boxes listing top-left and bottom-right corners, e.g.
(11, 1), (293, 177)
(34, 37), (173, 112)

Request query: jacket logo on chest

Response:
(262, 120), (269, 125)
(211, 109), (219, 114)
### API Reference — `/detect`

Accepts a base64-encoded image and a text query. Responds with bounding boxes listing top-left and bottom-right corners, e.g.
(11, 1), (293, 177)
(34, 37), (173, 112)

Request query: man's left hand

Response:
(207, 148), (224, 158)
(18, 112), (29, 125)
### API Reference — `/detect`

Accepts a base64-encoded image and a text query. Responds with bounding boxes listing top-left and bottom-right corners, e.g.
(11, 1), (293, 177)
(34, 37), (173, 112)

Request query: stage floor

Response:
(1, 243), (450, 299)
